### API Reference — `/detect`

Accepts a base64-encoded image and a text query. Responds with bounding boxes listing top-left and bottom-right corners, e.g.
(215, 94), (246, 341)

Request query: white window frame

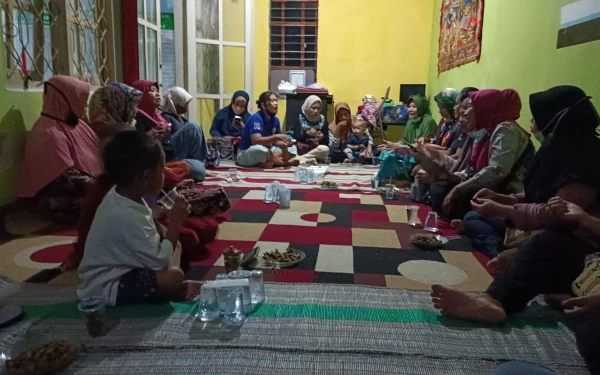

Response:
(1, 0), (119, 91)
(183, 0), (253, 122)
(137, 0), (162, 85)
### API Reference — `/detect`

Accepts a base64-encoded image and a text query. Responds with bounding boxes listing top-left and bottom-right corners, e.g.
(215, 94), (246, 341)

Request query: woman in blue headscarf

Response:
(210, 90), (250, 137)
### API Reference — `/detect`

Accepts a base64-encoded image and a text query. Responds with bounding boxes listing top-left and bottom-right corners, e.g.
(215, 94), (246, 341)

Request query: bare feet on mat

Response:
(487, 248), (518, 278)
(544, 293), (572, 310)
(431, 284), (506, 324)
(281, 148), (292, 163)
(205, 171), (217, 177)
(283, 159), (300, 167)
(183, 280), (203, 301)
(450, 219), (465, 233)
(259, 162), (275, 169)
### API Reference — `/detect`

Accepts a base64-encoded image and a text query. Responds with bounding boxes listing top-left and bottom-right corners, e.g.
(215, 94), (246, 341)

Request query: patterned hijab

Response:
(434, 88), (458, 118)
(88, 83), (142, 139)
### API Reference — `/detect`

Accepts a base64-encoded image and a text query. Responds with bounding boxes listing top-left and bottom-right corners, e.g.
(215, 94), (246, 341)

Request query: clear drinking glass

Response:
(196, 285), (221, 322)
(264, 183), (274, 203)
(215, 274), (229, 312)
(249, 270), (266, 304)
(372, 157), (380, 165)
(222, 288), (247, 326)
(228, 270), (253, 313)
(424, 211), (439, 233)
(371, 178), (379, 189)
(78, 297), (108, 337)
(229, 168), (239, 182)
(272, 181), (281, 203)
(157, 188), (178, 210)
(385, 184), (395, 200)
(297, 168), (310, 184)
(278, 187), (291, 209)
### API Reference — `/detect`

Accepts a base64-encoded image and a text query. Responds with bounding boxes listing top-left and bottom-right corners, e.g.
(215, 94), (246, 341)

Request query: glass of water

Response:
(249, 270), (266, 304)
(157, 188), (178, 210)
(385, 184), (395, 200)
(222, 288), (247, 327)
(424, 211), (439, 233)
(228, 270), (253, 313)
(229, 168), (239, 182)
(196, 285), (221, 322)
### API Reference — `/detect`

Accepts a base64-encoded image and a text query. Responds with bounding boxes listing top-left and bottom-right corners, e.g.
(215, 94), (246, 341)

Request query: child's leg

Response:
(115, 268), (176, 305)
(343, 147), (355, 161)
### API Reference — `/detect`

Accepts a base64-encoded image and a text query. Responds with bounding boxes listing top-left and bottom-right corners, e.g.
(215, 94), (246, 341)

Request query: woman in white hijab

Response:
(285, 95), (330, 163)
(161, 86), (194, 133)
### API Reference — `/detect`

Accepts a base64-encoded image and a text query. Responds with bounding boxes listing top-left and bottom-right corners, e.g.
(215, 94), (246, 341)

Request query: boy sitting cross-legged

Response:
(78, 131), (201, 306)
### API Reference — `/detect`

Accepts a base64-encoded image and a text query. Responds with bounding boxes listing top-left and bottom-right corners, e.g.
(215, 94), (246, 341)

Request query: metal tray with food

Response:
(409, 233), (449, 249)
(261, 247), (306, 268)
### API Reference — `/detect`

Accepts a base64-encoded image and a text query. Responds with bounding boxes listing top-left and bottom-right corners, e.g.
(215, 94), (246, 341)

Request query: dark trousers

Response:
(486, 231), (595, 315)
(430, 181), (478, 220)
(463, 211), (507, 258)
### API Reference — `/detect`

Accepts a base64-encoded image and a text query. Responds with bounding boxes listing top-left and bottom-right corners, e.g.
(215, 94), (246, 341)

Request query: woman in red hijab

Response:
(429, 89), (533, 220)
(131, 80), (209, 182)
(19, 76), (102, 223)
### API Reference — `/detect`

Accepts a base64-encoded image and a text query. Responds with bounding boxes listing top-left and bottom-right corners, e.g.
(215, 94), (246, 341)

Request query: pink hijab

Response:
(19, 76), (101, 198)
(131, 80), (170, 129)
(468, 89), (522, 171)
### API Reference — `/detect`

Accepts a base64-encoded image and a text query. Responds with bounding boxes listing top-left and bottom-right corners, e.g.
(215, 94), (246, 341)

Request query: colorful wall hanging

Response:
(437, 0), (485, 74)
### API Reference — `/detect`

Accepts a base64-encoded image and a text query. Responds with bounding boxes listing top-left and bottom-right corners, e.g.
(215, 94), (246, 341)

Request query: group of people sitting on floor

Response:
(375, 85), (600, 373)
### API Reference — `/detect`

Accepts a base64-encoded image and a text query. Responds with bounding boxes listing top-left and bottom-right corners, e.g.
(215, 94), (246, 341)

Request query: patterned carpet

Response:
(0, 163), (492, 292)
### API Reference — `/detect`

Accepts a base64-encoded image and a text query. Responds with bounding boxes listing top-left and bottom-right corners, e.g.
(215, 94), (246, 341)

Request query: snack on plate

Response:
(410, 234), (443, 247)
(319, 180), (338, 188)
(5, 340), (78, 375)
(224, 246), (242, 273)
(262, 247), (302, 263)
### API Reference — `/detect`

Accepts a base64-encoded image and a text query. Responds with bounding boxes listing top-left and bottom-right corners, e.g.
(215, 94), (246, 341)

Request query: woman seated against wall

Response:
(411, 88), (476, 202)
(375, 95), (438, 184)
(210, 91), (250, 138)
(429, 89), (532, 221)
(236, 91), (299, 168)
(430, 88), (600, 373)
(88, 82), (142, 141)
(327, 103), (353, 163)
(161, 86), (194, 133)
(131, 81), (208, 181)
(19, 76), (102, 224)
(286, 95), (330, 163)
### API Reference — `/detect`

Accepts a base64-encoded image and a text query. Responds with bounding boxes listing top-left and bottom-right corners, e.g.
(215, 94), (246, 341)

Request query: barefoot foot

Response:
(431, 284), (506, 324)
(487, 248), (518, 278)
(451, 219), (465, 233)
(283, 159), (300, 167)
(259, 162), (275, 169)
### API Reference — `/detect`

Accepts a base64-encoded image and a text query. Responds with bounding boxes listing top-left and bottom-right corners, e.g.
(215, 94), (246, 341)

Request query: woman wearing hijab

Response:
(88, 83), (142, 141)
(286, 95), (330, 162)
(210, 90), (250, 138)
(19, 76), (102, 223)
(161, 86), (194, 133)
(328, 102), (353, 163)
(131, 81), (208, 181)
(431, 88), (600, 373)
(432, 88), (460, 148)
(429, 89), (532, 220)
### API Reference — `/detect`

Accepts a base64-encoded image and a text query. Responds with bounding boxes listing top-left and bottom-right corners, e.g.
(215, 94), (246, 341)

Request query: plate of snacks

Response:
(409, 233), (449, 249)
(318, 180), (339, 190)
(261, 247), (305, 268)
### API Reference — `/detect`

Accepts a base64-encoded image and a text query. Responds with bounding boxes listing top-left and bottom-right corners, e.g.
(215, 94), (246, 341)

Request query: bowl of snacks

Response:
(261, 247), (305, 268)
(409, 233), (449, 249)
(319, 180), (339, 190)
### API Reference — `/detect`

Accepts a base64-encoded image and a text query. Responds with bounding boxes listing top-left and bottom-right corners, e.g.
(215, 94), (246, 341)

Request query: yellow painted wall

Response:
(427, 0), (600, 142)
(253, 0), (435, 140)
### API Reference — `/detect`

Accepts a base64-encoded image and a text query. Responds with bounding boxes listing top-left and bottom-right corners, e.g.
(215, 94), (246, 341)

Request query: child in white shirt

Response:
(78, 131), (200, 306)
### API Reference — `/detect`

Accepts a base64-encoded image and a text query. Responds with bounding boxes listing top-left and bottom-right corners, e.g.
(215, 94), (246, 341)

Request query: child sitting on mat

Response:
(344, 119), (372, 163)
(77, 131), (201, 306)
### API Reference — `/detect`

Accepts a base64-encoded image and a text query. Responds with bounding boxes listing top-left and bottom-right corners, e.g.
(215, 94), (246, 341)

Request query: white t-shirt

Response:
(77, 187), (173, 306)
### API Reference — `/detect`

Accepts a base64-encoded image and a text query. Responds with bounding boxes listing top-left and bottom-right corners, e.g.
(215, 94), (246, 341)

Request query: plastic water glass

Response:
(324, 157), (331, 165)
(215, 274), (229, 312)
(157, 188), (178, 210)
(196, 285), (221, 322)
(222, 288), (247, 327)
(272, 181), (281, 203)
(278, 186), (291, 209)
(297, 167), (311, 184)
(424, 211), (439, 233)
(229, 168), (239, 182)
(228, 270), (253, 313)
(385, 184), (395, 200)
(249, 270), (266, 304)
(372, 157), (380, 165)
(264, 183), (274, 203)
(78, 297), (108, 337)
(371, 178), (379, 189)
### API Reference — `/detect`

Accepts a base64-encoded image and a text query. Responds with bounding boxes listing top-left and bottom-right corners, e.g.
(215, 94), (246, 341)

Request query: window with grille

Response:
(269, 0), (318, 72)
(1, 0), (117, 89)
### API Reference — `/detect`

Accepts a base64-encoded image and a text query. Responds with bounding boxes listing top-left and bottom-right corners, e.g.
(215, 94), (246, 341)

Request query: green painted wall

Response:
(427, 0), (600, 128)
(0, 15), (44, 206)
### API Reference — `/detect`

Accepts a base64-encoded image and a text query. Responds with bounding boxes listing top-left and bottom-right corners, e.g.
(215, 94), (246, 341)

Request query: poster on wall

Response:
(437, 0), (485, 74)
(557, 0), (600, 49)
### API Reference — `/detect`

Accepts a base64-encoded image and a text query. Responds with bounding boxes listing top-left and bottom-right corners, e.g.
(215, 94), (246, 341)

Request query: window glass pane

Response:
(146, 0), (157, 25)
(196, 43), (219, 94)
(147, 28), (158, 82)
(223, 0), (244, 42)
(82, 0), (95, 22)
(195, 0), (219, 40)
(138, 24), (146, 78)
(223, 45), (244, 96)
(82, 26), (97, 80)
(11, 9), (35, 73)
(137, 0), (144, 19)
(69, 23), (79, 74)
